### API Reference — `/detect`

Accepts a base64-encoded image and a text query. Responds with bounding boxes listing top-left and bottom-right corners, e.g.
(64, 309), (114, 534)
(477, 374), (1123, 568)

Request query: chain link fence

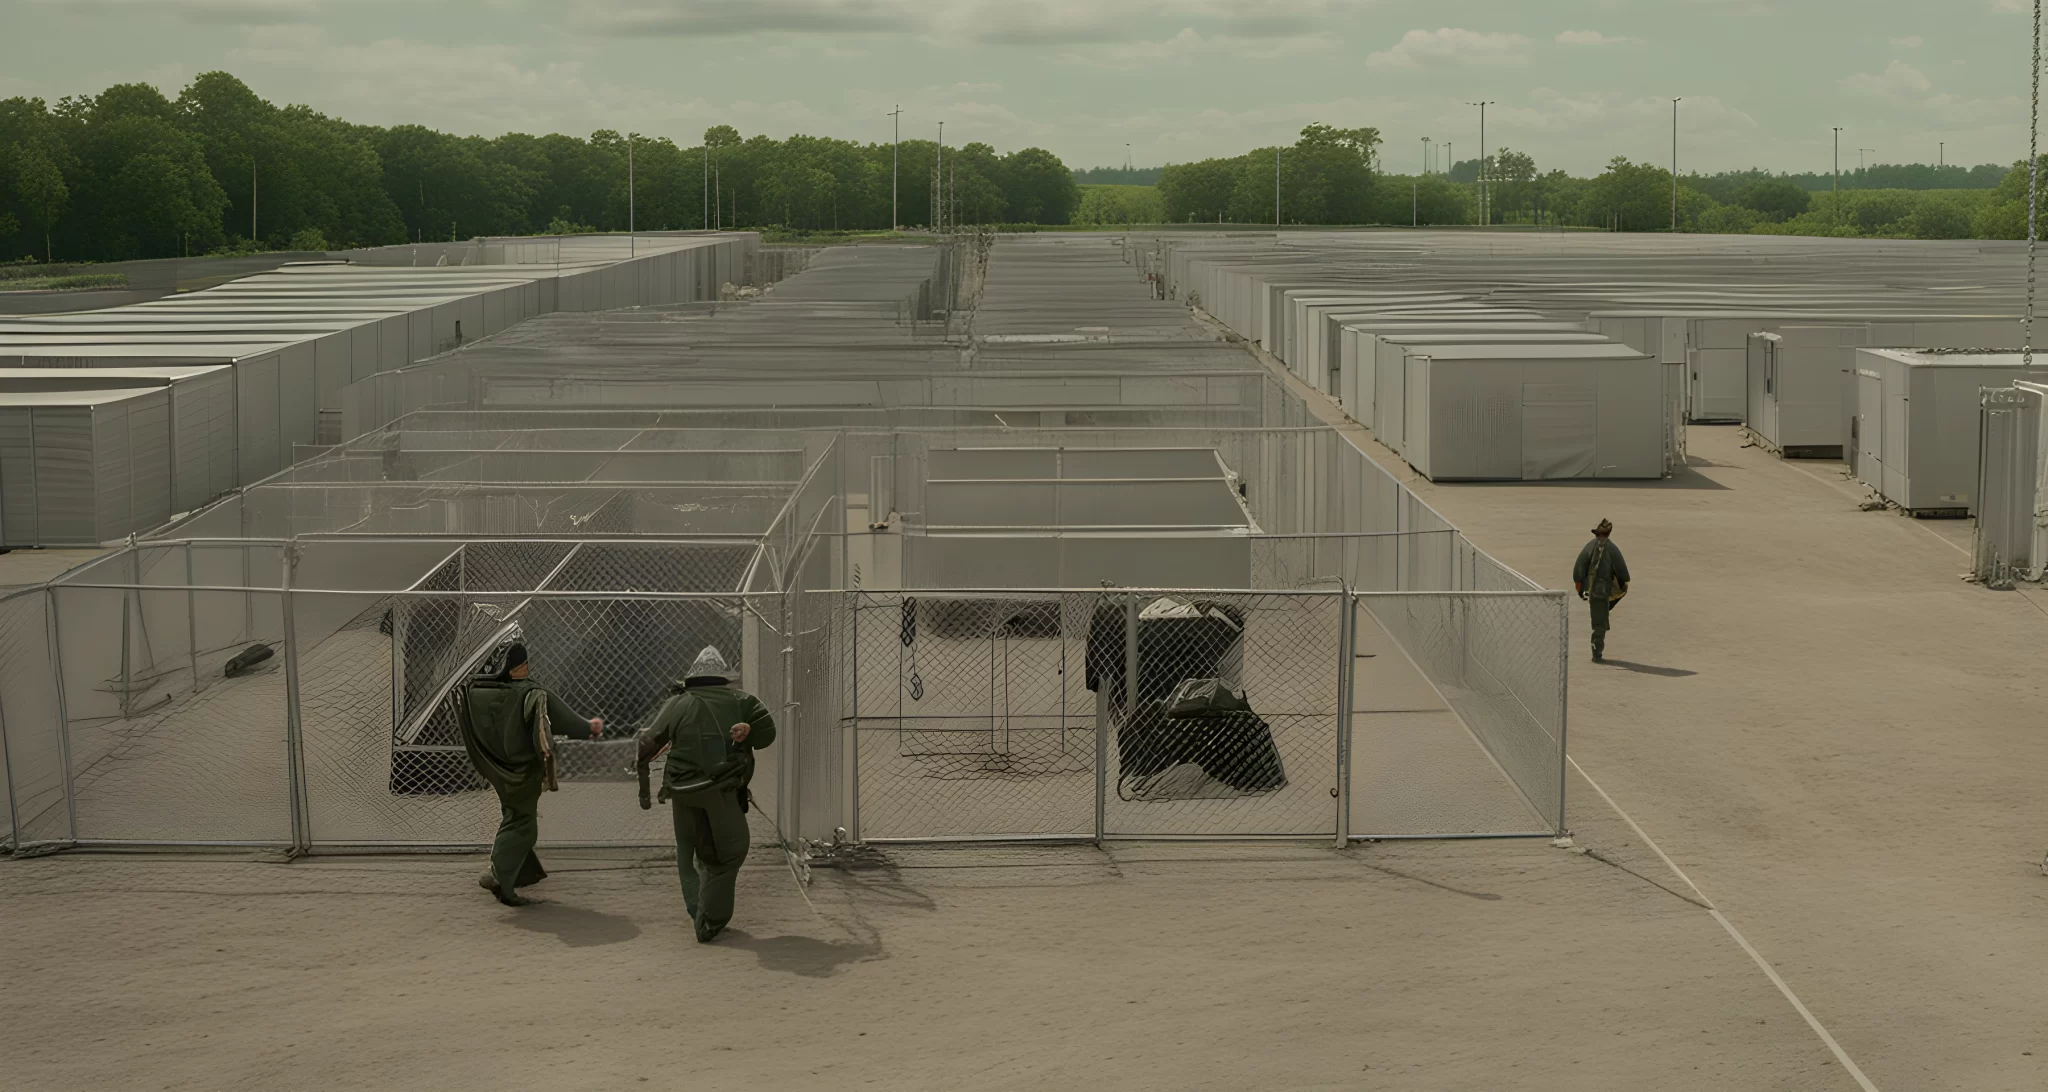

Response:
(4, 569), (1564, 853)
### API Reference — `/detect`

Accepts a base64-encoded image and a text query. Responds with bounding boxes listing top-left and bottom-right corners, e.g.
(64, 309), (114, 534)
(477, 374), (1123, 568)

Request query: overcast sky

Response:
(1, 0), (2032, 176)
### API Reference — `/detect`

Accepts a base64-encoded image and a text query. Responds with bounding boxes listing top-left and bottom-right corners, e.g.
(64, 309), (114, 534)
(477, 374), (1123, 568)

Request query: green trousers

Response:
(490, 781), (548, 893)
(1588, 595), (1612, 658)
(671, 788), (749, 940)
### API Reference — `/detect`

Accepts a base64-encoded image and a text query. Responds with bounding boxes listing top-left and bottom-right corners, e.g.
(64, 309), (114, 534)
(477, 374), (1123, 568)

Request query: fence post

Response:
(0, 612), (19, 848)
(119, 545), (136, 718)
(185, 543), (199, 696)
(846, 590), (861, 843)
(1334, 591), (1356, 848)
(1554, 591), (1570, 837)
(45, 586), (78, 845)
(279, 545), (311, 854)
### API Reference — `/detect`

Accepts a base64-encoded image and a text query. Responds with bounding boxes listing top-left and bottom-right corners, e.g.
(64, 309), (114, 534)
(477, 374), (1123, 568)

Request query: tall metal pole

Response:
(1274, 146), (1281, 226)
(251, 157), (257, 242)
(1421, 136), (1429, 175)
(1832, 127), (1843, 227)
(1671, 98), (1682, 232)
(2028, 0), (2041, 378)
(703, 141), (709, 229)
(627, 134), (635, 242)
(889, 105), (901, 231)
(1467, 101), (1494, 226)
(936, 121), (944, 233)
(1939, 141), (1945, 168)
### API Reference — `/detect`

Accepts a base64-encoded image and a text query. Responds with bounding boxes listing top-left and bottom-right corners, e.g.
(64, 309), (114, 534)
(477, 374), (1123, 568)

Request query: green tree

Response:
(1733, 178), (1810, 221)
(8, 142), (68, 260)
(999, 147), (1079, 224)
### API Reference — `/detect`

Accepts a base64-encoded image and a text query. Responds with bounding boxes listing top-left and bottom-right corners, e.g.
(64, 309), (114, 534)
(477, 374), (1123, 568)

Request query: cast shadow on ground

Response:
(1355, 860), (1503, 901)
(510, 901), (643, 947)
(718, 930), (884, 978)
(1598, 659), (1697, 678)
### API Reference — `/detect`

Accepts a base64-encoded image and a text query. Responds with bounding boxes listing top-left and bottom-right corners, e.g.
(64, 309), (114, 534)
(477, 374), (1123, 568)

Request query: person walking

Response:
(636, 646), (777, 943)
(1572, 519), (1631, 663)
(457, 634), (603, 906)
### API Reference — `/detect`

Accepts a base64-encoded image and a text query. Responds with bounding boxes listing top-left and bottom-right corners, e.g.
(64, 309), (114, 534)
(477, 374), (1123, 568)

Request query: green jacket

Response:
(636, 683), (776, 801)
(458, 678), (593, 796)
(1572, 537), (1631, 599)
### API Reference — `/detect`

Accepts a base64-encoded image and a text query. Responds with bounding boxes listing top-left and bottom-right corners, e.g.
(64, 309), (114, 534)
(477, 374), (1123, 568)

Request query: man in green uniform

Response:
(457, 635), (602, 906)
(1572, 519), (1631, 663)
(636, 646), (776, 943)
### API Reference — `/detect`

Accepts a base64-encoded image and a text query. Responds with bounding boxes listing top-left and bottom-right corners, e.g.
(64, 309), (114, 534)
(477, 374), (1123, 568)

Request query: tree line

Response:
(1135, 125), (2037, 240)
(0, 72), (1082, 263)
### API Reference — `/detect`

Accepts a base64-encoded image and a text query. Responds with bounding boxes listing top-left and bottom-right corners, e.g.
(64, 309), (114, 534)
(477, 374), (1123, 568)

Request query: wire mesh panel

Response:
(51, 584), (294, 845)
(850, 591), (1095, 839)
(0, 591), (66, 847)
(1100, 592), (1341, 838)
(1359, 592), (1566, 833)
(295, 588), (751, 847)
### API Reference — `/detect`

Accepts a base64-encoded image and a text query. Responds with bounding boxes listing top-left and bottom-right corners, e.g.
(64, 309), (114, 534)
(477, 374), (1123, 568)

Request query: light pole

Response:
(1422, 136), (1430, 175)
(1274, 146), (1282, 226)
(1832, 127), (1843, 225)
(1859, 148), (1876, 187)
(702, 140), (709, 229)
(1466, 101), (1495, 226)
(1125, 143), (1133, 172)
(889, 105), (901, 231)
(936, 121), (944, 233)
(1939, 141), (1945, 169)
(1671, 97), (1682, 232)
(626, 133), (636, 244)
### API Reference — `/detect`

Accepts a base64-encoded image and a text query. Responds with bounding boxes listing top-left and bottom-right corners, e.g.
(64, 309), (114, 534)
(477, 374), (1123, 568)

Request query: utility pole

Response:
(1832, 127), (1843, 226)
(1466, 101), (1495, 226)
(889, 105), (901, 231)
(1671, 97), (1682, 232)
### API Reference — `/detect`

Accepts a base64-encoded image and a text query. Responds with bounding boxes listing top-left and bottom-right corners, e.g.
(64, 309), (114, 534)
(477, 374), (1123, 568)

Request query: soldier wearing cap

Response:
(1572, 519), (1631, 663)
(456, 635), (603, 906)
(636, 646), (777, 943)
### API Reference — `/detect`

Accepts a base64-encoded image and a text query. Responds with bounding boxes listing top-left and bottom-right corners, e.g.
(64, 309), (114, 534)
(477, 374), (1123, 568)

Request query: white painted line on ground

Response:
(1770, 456), (1970, 559)
(1570, 756), (1881, 1092)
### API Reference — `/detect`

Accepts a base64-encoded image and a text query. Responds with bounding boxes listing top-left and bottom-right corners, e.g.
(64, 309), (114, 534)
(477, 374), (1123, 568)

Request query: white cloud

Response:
(1555, 30), (1641, 46)
(1891, 35), (1924, 47)
(1365, 28), (1530, 69)
(570, 0), (1370, 44)
(1062, 27), (1334, 69)
(34, 0), (321, 22)
(1841, 60), (1933, 98)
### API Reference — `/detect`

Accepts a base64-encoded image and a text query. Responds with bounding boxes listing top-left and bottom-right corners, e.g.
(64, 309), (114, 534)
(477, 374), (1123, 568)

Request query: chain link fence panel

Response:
(0, 591), (66, 847)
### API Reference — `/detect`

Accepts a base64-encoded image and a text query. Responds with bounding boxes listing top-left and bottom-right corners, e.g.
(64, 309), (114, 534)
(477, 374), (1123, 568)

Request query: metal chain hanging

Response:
(2028, 0), (2041, 376)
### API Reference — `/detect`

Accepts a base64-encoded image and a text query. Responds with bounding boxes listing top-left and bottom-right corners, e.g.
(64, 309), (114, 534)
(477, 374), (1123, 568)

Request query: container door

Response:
(1855, 370), (1883, 489)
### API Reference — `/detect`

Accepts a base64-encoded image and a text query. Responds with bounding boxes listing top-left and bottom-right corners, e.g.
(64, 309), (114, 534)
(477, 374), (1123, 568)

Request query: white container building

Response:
(1391, 343), (1663, 481)
(1744, 319), (2023, 459)
(0, 387), (175, 546)
(1853, 349), (2033, 515)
